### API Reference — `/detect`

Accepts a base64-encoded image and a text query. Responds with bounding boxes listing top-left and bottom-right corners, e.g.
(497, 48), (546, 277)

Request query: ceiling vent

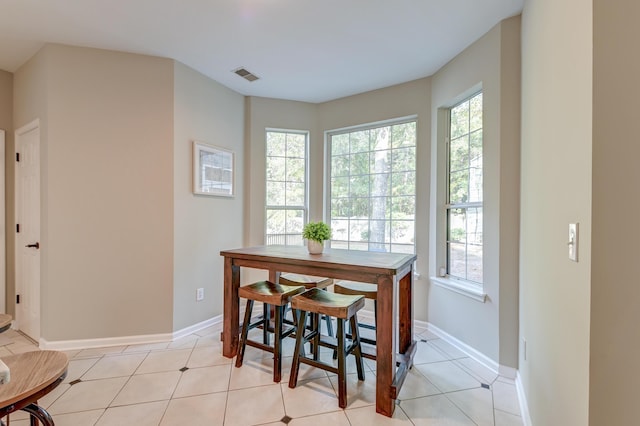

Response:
(233, 67), (259, 82)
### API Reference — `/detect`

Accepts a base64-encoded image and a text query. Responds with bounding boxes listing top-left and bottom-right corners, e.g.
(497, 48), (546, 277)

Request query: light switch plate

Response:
(569, 223), (579, 262)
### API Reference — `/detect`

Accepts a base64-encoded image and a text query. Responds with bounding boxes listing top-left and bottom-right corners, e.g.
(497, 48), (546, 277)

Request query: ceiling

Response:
(0, 0), (523, 103)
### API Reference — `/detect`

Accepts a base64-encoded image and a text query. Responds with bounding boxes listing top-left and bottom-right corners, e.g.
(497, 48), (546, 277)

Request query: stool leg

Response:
(273, 305), (284, 382)
(350, 314), (365, 381)
(312, 313), (321, 360)
(236, 299), (254, 368)
(336, 318), (347, 408)
(289, 310), (308, 389)
(324, 314), (334, 337)
(263, 303), (271, 345)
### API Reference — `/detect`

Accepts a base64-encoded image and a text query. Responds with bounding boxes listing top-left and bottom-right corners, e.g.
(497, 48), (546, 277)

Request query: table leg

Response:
(398, 266), (413, 354)
(375, 274), (397, 417)
(223, 257), (241, 358)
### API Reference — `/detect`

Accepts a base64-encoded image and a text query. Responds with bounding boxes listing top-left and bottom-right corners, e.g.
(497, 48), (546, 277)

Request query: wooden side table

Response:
(0, 351), (68, 425)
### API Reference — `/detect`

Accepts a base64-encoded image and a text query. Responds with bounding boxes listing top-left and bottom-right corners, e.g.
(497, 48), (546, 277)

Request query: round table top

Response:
(0, 351), (68, 408)
(0, 314), (12, 333)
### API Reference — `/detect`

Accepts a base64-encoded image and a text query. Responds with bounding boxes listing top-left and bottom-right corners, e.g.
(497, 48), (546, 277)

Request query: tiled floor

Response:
(0, 322), (524, 426)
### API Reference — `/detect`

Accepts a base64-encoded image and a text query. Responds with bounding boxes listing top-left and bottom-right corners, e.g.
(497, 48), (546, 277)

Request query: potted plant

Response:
(302, 221), (331, 254)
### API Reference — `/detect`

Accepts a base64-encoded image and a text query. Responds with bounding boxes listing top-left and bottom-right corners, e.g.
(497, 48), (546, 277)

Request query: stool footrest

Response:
(297, 357), (339, 375)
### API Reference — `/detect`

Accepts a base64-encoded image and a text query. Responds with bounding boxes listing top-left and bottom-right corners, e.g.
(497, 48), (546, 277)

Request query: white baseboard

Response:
(420, 320), (501, 376)
(172, 316), (222, 340)
(40, 315), (223, 351)
(417, 320), (530, 424)
(516, 371), (533, 426)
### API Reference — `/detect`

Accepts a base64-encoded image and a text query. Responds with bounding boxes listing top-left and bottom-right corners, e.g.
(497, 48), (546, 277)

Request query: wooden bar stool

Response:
(288, 288), (365, 409)
(279, 273), (334, 336)
(236, 280), (305, 382)
(334, 280), (378, 347)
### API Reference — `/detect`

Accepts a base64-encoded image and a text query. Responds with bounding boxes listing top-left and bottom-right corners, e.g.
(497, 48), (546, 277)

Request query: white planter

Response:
(307, 240), (324, 254)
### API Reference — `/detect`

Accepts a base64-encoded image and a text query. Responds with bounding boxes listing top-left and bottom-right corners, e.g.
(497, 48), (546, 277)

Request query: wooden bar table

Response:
(0, 351), (68, 425)
(220, 245), (417, 417)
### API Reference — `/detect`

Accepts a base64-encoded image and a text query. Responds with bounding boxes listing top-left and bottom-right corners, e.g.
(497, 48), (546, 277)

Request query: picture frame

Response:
(193, 141), (235, 197)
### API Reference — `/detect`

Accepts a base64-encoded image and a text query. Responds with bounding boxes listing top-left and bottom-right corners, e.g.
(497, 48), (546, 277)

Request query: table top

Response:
(0, 351), (68, 408)
(221, 245), (416, 275)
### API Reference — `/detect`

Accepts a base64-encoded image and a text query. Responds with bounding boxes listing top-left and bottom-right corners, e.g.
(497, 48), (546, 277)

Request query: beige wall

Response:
(318, 79), (432, 321)
(243, 97), (318, 284)
(15, 45), (176, 340)
(245, 97), (318, 246)
(12, 48), (49, 321)
(591, 1), (640, 424)
(429, 17), (521, 367)
(173, 62), (245, 330)
(244, 33), (520, 370)
(0, 70), (12, 313)
(520, 0), (592, 424)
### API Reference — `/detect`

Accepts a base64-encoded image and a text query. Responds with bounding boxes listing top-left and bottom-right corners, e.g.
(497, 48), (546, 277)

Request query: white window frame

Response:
(431, 91), (487, 302)
(265, 129), (309, 246)
(325, 116), (417, 254)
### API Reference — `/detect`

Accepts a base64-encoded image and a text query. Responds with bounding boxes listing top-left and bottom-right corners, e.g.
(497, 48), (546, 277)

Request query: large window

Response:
(328, 119), (416, 254)
(265, 130), (308, 245)
(446, 92), (483, 283)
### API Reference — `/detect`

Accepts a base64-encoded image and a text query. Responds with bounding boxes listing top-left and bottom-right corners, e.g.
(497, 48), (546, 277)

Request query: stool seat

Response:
(334, 281), (377, 299)
(278, 273), (333, 290)
(236, 281), (305, 383)
(334, 281), (378, 352)
(289, 287), (365, 408)
(291, 288), (364, 319)
(238, 280), (304, 306)
(280, 274), (335, 337)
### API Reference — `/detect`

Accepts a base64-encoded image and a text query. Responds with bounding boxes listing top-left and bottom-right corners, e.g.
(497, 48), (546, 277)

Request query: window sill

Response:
(430, 276), (487, 303)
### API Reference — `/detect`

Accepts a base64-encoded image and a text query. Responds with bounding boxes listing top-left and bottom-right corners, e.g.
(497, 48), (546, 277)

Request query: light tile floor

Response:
(0, 323), (524, 426)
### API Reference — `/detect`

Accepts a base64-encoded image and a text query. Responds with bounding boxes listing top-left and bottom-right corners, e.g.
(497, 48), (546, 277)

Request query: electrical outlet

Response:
(522, 338), (527, 361)
(196, 288), (204, 301)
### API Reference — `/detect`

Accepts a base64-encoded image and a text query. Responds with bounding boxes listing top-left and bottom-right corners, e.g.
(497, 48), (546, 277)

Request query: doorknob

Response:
(26, 242), (40, 249)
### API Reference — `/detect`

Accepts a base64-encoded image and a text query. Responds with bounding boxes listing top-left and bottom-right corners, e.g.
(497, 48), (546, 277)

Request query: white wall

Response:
(173, 61), (245, 330)
(429, 17), (521, 368)
(520, 0), (592, 424)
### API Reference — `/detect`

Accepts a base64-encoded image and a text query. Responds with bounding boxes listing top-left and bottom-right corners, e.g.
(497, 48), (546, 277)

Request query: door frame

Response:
(14, 119), (40, 338)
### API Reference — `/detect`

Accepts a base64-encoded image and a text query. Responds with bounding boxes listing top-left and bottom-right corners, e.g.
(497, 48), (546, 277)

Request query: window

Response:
(328, 119), (416, 254)
(446, 92), (483, 284)
(265, 130), (308, 245)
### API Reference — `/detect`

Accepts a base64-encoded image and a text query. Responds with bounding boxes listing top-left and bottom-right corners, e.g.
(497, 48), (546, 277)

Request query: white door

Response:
(15, 120), (41, 341)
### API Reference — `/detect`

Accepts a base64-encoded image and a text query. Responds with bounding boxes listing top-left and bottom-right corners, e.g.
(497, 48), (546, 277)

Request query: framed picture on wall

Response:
(193, 141), (235, 197)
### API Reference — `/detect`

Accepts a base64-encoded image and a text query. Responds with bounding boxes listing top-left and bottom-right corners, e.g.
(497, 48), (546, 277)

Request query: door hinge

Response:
(16, 294), (20, 304)
(16, 224), (20, 233)
(15, 152), (19, 162)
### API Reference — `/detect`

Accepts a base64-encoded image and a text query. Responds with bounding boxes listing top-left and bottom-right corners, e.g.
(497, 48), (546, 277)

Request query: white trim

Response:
(172, 316), (222, 340)
(516, 371), (533, 426)
(40, 315), (222, 351)
(420, 320), (529, 421)
(423, 321), (499, 373)
(430, 276), (487, 302)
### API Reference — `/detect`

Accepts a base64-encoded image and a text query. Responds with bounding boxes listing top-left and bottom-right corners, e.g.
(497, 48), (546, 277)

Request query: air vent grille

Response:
(233, 67), (259, 82)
